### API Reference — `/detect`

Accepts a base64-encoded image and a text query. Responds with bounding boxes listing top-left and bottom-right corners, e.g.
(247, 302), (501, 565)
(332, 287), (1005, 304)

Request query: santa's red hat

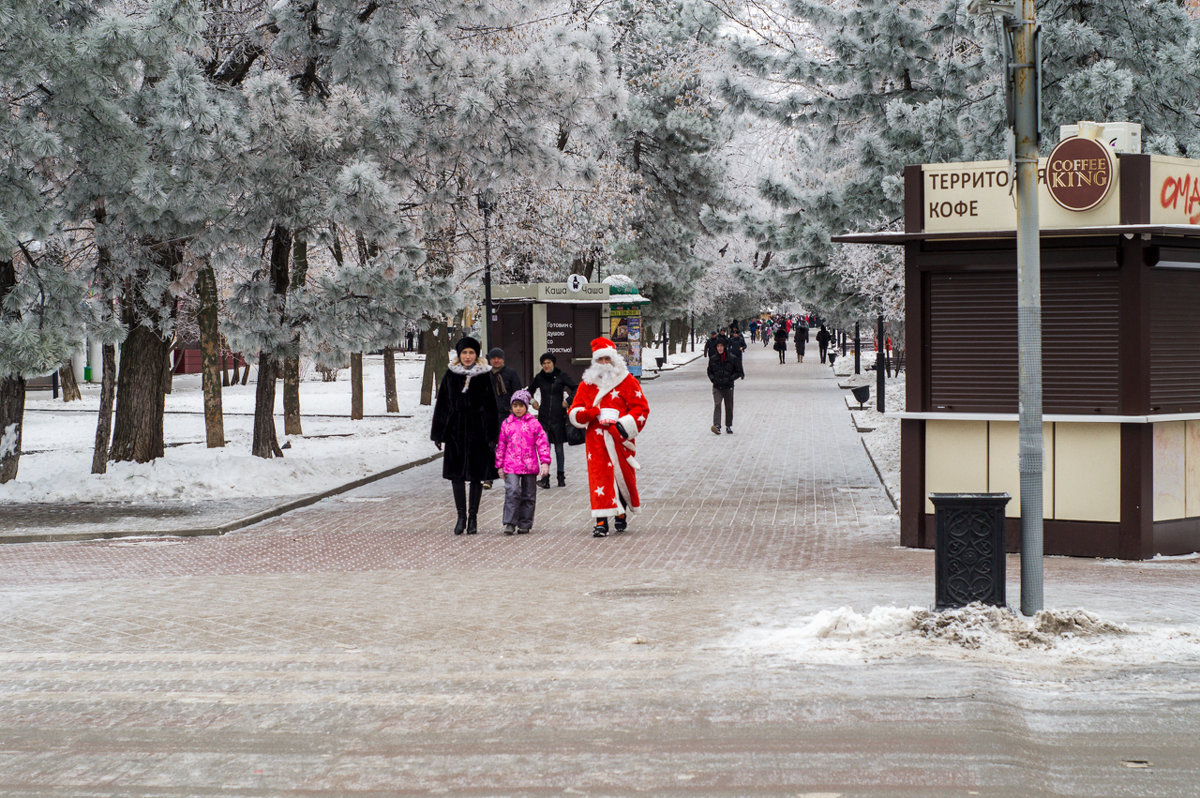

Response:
(590, 336), (621, 364)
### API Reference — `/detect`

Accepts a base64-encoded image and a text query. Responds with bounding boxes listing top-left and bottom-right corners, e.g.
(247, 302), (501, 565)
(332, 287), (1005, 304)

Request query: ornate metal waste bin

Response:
(929, 493), (1010, 610)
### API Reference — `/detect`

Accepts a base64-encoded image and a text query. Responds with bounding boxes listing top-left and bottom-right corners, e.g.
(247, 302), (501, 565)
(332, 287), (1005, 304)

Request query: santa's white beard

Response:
(582, 359), (626, 390)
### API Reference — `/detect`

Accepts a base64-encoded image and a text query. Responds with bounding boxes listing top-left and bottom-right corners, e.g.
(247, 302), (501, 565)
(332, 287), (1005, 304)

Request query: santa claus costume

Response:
(568, 337), (650, 537)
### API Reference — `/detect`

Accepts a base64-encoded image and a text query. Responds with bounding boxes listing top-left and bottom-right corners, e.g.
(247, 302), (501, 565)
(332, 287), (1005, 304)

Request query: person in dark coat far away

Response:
(704, 331), (721, 358)
(795, 324), (809, 363)
(528, 352), (578, 489)
(431, 337), (500, 536)
(773, 325), (789, 364)
(707, 339), (744, 435)
(816, 324), (832, 364)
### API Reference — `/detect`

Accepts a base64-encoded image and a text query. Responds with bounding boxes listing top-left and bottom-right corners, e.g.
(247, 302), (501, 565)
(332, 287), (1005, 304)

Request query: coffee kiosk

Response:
(836, 124), (1200, 558)
(489, 280), (650, 383)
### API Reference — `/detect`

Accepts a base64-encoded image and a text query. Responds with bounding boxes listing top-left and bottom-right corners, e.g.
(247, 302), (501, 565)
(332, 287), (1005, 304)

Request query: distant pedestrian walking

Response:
(527, 352), (577, 488)
(707, 340), (744, 435)
(816, 325), (832, 364)
(794, 324), (808, 363)
(568, 337), (650, 538)
(431, 337), (499, 536)
(704, 331), (721, 358)
(773, 326), (789, 364)
(495, 390), (551, 535)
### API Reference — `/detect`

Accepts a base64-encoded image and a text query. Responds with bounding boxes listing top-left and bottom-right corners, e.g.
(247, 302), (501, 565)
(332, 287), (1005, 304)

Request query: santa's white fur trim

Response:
(603, 429), (639, 514)
(582, 359), (627, 399)
(617, 413), (639, 440)
(568, 406), (588, 428)
(590, 346), (620, 363)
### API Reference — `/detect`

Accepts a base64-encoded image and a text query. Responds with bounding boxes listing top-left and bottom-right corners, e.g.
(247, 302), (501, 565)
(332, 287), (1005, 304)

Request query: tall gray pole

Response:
(1013, 0), (1044, 615)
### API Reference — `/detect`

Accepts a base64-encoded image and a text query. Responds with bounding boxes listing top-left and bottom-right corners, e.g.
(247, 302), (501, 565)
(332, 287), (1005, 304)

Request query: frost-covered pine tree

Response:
(48, 0), (239, 464)
(0, 0), (125, 482)
(725, 0), (1200, 321)
(606, 0), (740, 331)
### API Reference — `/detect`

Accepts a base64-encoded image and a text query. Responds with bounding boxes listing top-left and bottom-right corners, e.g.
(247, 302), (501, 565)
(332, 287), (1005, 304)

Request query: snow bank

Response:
(0, 355), (437, 504)
(833, 350), (875, 376)
(736, 603), (1200, 667)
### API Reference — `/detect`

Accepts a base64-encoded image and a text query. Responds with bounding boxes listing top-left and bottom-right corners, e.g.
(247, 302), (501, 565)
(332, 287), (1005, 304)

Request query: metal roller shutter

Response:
(927, 270), (1119, 413)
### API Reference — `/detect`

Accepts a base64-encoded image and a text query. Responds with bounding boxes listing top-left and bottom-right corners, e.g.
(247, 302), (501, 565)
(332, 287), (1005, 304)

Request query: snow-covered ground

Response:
(2, 354), (438, 504)
(731, 601), (1200, 669)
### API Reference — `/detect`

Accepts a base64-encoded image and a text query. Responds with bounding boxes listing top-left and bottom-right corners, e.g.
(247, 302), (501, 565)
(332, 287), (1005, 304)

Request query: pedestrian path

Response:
(0, 346), (1197, 796)
(0, 344), (895, 576)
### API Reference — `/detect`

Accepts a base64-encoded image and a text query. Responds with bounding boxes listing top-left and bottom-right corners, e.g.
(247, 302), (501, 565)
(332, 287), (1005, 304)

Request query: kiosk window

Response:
(572, 306), (601, 359)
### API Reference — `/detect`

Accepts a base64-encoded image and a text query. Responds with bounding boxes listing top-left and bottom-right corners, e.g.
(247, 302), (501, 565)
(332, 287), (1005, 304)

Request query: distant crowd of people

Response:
(703, 313), (835, 435)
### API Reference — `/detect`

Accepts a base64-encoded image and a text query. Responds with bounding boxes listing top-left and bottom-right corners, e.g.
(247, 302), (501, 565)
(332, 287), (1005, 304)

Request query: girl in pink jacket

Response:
(494, 389), (551, 534)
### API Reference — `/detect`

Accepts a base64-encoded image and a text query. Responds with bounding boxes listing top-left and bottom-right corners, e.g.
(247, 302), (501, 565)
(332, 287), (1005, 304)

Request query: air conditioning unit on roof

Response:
(1059, 121), (1142, 154)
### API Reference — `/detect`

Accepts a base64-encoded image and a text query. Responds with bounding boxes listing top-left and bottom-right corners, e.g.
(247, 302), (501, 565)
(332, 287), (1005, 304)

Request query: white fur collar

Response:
(582, 358), (628, 401)
(448, 361), (490, 391)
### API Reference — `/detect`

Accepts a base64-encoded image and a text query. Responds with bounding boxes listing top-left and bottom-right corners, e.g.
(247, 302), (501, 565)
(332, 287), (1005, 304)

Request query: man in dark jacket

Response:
(704, 331), (721, 358)
(487, 347), (523, 417)
(728, 328), (747, 355)
(485, 347), (523, 488)
(707, 340), (744, 435)
(815, 325), (832, 364)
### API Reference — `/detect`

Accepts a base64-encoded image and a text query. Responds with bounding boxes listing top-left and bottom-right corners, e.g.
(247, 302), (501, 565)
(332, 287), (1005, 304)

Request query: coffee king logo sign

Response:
(1045, 136), (1114, 212)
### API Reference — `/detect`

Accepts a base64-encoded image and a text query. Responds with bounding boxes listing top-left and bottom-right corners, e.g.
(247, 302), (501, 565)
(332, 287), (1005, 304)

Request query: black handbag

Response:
(565, 422), (587, 446)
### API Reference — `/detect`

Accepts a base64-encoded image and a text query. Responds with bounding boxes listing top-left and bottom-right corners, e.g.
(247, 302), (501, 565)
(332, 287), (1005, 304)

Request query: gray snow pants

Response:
(503, 473), (538, 529)
(712, 386), (734, 428)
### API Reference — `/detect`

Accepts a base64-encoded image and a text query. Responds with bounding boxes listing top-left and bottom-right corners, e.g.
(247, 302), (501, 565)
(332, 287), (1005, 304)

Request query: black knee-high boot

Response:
(466, 481), (482, 534)
(451, 481), (467, 535)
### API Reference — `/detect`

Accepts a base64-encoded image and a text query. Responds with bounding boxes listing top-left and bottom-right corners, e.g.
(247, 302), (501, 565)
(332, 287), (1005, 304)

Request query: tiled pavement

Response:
(0, 347), (1198, 796)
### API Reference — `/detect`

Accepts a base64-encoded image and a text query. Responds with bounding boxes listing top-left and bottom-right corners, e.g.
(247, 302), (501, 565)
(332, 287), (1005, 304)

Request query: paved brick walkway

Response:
(0, 347), (1197, 796)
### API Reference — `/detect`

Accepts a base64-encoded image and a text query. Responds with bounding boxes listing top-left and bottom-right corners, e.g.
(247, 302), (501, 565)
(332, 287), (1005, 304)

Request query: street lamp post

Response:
(1012, 0), (1045, 616)
(477, 189), (495, 349)
(969, 0), (1043, 614)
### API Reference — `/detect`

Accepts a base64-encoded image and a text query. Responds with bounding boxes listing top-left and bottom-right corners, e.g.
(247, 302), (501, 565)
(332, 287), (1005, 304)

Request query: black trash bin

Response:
(929, 492), (1010, 610)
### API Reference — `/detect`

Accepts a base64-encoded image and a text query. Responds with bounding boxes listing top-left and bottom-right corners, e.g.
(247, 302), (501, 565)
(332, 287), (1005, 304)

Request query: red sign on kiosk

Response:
(1045, 136), (1114, 212)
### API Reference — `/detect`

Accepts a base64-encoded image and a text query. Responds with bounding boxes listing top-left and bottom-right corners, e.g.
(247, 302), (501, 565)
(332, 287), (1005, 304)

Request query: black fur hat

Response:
(455, 336), (482, 356)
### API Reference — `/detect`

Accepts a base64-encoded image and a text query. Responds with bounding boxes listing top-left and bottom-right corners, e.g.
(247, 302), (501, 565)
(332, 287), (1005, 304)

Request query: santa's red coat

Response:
(568, 371), (650, 517)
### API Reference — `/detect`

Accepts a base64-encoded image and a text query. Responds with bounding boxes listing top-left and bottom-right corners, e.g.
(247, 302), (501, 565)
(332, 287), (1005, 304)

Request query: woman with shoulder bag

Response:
(528, 352), (578, 488)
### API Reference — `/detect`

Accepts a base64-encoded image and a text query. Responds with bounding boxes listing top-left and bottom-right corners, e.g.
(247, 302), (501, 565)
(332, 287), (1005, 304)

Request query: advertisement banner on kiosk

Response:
(609, 305), (642, 377)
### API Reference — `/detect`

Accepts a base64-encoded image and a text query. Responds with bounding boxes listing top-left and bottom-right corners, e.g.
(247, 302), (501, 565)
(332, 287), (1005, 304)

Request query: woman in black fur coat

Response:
(527, 352), (577, 488)
(431, 336), (499, 535)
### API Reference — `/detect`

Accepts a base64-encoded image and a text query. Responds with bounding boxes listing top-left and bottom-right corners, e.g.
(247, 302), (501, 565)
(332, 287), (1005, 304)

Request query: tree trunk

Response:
(251, 353), (283, 458)
(58, 359), (82, 402)
(421, 321), (449, 406)
(673, 319), (691, 355)
(90, 201), (117, 474)
(109, 323), (170, 463)
(221, 339), (230, 386)
(350, 352), (364, 420)
(283, 354), (302, 434)
(251, 224), (291, 458)
(230, 351), (240, 385)
(91, 343), (116, 474)
(0, 373), (24, 484)
(0, 259), (22, 483)
(196, 259), (225, 448)
(383, 347), (399, 413)
(283, 233), (308, 436)
(241, 363), (250, 385)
